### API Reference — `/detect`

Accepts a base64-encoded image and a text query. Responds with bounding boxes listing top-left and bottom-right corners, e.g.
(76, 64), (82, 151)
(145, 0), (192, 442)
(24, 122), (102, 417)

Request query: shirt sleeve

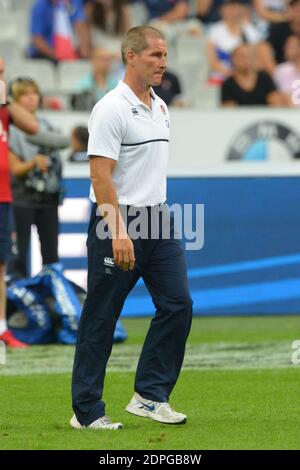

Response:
(71, 0), (86, 23)
(243, 23), (262, 44)
(221, 78), (235, 103)
(30, 0), (46, 35)
(8, 126), (22, 157)
(207, 24), (219, 44)
(87, 100), (125, 161)
(260, 72), (277, 95)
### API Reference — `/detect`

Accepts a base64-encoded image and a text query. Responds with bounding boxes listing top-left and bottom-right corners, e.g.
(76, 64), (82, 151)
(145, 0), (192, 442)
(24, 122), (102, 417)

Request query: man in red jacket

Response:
(0, 56), (39, 348)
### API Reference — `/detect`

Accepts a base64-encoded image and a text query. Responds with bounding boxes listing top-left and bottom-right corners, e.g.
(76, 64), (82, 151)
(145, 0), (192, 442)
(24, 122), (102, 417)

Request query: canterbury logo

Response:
(104, 257), (115, 267)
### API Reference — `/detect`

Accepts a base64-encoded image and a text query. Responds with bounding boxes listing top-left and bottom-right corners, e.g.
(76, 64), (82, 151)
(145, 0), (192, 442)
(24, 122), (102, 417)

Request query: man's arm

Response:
(207, 41), (232, 77)
(90, 156), (135, 271)
(8, 102), (39, 134)
(266, 91), (287, 106)
(222, 101), (238, 107)
(253, 0), (288, 23)
(156, 1), (188, 23)
(196, 0), (213, 16)
(31, 36), (56, 59)
(74, 21), (91, 59)
(9, 150), (49, 177)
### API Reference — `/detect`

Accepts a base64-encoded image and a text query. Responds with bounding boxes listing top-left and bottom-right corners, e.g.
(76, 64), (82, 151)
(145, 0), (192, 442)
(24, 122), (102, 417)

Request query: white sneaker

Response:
(70, 414), (123, 430)
(125, 392), (187, 425)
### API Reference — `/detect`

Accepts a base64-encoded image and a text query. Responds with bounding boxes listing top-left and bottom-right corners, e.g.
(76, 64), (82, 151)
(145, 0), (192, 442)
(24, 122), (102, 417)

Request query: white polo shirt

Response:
(88, 80), (170, 207)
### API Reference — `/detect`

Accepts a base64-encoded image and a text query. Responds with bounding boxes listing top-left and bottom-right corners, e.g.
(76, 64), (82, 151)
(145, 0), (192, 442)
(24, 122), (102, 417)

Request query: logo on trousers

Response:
(104, 257), (115, 267)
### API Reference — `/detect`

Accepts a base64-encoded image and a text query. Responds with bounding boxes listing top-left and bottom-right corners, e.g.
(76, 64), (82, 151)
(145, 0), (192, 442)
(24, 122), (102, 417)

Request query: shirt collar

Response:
(118, 80), (156, 107)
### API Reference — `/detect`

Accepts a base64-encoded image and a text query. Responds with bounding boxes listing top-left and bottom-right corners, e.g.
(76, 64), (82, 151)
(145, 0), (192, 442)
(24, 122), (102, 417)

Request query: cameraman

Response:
(8, 78), (62, 278)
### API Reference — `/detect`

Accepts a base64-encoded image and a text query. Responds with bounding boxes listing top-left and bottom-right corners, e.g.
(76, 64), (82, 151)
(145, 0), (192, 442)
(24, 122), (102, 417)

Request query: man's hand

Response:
(112, 236), (135, 271)
(34, 154), (49, 172)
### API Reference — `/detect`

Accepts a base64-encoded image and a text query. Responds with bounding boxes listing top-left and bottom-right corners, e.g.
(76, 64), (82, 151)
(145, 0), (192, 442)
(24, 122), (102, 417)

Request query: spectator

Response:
(0, 57), (39, 349)
(71, 46), (119, 110)
(84, 0), (131, 53)
(68, 126), (89, 162)
(268, 0), (300, 63)
(274, 35), (300, 107)
(8, 78), (63, 278)
(253, 0), (289, 37)
(221, 44), (285, 105)
(196, 0), (226, 25)
(196, 0), (252, 26)
(253, 0), (289, 23)
(28, 0), (91, 61)
(143, 0), (189, 20)
(143, 0), (203, 42)
(153, 70), (185, 106)
(207, 0), (276, 84)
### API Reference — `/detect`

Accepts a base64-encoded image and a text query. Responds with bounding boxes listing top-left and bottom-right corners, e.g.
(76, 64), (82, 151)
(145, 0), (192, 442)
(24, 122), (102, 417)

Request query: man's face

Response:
(232, 45), (255, 71)
(221, 3), (243, 22)
(130, 35), (168, 87)
(289, 1), (300, 19)
(92, 48), (113, 75)
(289, 2), (300, 36)
(284, 36), (300, 62)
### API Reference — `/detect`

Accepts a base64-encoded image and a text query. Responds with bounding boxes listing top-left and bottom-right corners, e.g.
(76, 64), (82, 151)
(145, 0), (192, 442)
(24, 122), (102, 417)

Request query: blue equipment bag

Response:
(7, 263), (128, 345)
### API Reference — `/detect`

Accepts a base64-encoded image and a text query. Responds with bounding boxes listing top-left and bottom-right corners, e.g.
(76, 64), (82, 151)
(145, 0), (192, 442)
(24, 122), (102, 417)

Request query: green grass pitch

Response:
(0, 316), (300, 450)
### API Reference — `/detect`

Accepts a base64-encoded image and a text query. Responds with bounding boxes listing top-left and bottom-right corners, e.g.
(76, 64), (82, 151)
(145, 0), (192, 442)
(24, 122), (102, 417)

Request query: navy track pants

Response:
(72, 204), (193, 425)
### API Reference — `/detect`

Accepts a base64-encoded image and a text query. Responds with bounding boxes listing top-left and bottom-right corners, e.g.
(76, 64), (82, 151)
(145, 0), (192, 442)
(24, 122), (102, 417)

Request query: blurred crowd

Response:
(0, 0), (299, 109)
(1, 0), (298, 281)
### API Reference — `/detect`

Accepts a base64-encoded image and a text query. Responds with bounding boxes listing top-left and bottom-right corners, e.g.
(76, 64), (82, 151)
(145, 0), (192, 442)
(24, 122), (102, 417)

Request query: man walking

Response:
(71, 26), (193, 430)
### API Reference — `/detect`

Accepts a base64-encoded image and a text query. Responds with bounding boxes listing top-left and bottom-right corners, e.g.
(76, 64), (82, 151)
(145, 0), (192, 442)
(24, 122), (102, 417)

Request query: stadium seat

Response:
(58, 61), (91, 95)
(195, 84), (220, 108)
(0, 39), (21, 63)
(6, 59), (58, 94)
(0, 22), (17, 41)
(10, 0), (34, 11)
(176, 35), (208, 66)
(0, 10), (29, 55)
(167, 60), (204, 107)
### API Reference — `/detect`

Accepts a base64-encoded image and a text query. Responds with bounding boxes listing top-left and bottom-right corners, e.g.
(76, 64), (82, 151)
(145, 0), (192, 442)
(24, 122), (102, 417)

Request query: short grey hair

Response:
(121, 26), (165, 65)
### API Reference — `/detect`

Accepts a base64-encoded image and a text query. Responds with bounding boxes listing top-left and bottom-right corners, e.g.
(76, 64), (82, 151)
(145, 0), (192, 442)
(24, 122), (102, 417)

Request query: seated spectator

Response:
(83, 0), (131, 53)
(207, 0), (276, 84)
(68, 126), (89, 162)
(8, 78), (63, 278)
(253, 0), (289, 37)
(71, 46), (119, 110)
(153, 70), (186, 106)
(221, 44), (285, 105)
(274, 35), (300, 107)
(196, 0), (253, 26)
(143, 0), (203, 42)
(28, 0), (91, 61)
(143, 0), (189, 21)
(268, 0), (300, 63)
(196, 0), (226, 25)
